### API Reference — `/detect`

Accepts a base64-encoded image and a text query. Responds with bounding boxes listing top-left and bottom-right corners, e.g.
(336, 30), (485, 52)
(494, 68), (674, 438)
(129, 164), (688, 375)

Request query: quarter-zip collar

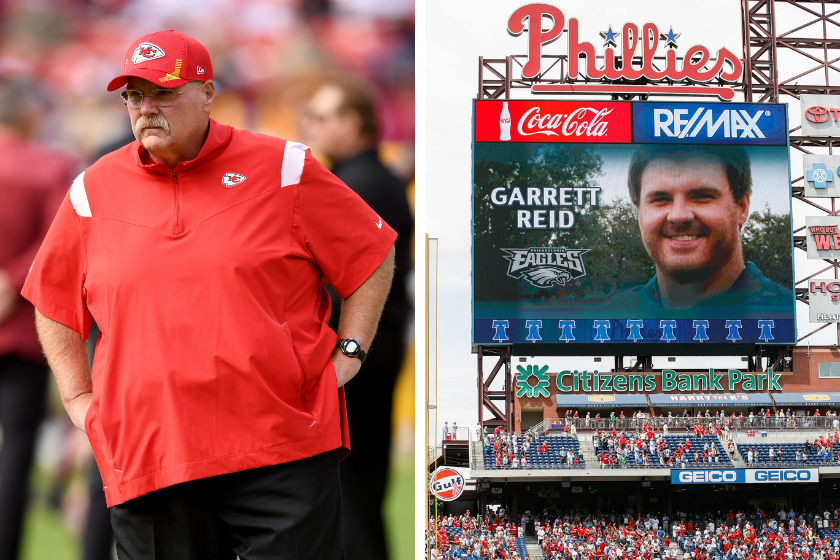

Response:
(132, 118), (233, 176)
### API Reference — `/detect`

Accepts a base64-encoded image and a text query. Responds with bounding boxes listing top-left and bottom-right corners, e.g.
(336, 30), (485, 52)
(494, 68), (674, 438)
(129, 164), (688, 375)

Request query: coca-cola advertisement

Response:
(475, 100), (631, 143)
(472, 100), (795, 345)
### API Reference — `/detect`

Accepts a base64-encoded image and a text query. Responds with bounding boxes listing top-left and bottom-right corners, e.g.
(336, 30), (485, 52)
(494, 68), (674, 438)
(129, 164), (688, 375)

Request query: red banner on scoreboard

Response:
(475, 100), (632, 143)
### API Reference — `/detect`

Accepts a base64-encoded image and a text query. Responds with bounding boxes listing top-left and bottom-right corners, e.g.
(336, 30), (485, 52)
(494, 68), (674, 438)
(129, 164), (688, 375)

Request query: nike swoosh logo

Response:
(375, 216), (382, 229)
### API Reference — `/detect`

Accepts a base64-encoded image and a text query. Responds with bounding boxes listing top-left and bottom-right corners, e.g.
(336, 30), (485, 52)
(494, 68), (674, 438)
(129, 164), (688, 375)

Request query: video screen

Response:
(472, 100), (795, 345)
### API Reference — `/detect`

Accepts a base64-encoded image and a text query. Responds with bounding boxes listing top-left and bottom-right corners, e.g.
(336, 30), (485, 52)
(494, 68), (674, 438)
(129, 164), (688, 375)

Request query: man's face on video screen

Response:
(636, 154), (750, 284)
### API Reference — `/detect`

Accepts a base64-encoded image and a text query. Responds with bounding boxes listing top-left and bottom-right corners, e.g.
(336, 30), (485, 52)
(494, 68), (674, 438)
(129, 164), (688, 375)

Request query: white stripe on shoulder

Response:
(280, 141), (309, 188)
(69, 171), (92, 217)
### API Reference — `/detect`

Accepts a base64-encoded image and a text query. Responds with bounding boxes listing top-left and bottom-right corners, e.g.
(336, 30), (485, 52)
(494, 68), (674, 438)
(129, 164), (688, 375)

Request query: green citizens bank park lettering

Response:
(555, 369), (782, 392)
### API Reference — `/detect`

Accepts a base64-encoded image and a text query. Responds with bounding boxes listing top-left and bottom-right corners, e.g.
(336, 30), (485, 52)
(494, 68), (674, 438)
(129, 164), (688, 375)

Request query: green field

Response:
(20, 457), (414, 560)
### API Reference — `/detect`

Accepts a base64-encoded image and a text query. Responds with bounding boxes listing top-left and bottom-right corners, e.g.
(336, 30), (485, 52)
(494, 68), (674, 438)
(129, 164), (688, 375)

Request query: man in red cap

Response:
(22, 30), (396, 559)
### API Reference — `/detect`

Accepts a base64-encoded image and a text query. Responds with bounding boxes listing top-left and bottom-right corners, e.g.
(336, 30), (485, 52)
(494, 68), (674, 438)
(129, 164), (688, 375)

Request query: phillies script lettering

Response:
(507, 4), (742, 83)
(518, 107), (611, 138)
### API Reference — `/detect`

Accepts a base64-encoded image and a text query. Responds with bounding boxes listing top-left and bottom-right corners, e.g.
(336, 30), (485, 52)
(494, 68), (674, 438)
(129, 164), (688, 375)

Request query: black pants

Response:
(110, 451), (343, 560)
(340, 330), (406, 560)
(83, 462), (113, 560)
(0, 356), (48, 560)
(83, 323), (115, 560)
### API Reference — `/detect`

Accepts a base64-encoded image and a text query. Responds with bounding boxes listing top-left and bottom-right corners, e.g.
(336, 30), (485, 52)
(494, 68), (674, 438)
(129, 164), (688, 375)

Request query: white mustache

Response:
(134, 115), (170, 134)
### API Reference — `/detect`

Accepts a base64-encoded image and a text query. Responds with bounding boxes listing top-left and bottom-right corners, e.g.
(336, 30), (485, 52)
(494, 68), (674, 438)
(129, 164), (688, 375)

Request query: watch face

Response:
(344, 340), (359, 353)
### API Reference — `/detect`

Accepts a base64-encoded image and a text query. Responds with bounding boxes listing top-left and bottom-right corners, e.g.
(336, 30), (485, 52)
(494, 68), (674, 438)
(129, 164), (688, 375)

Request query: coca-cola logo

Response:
(806, 106), (831, 123)
(517, 107), (611, 138)
(475, 100), (631, 143)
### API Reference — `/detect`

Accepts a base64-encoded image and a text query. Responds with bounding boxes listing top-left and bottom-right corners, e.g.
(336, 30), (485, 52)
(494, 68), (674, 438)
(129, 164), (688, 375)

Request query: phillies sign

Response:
(507, 4), (743, 100)
(475, 100), (631, 143)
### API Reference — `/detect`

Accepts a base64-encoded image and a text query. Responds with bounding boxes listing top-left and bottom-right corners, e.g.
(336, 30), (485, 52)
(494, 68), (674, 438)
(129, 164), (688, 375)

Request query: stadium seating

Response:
(819, 528), (840, 541)
(597, 434), (733, 468)
(514, 537), (527, 559)
(482, 435), (585, 469)
(429, 510), (840, 560)
(736, 442), (839, 465)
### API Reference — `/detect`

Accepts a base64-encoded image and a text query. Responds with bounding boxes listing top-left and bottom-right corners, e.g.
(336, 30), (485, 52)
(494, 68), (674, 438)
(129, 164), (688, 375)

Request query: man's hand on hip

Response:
(66, 392), (93, 432)
(34, 309), (92, 432)
(332, 246), (395, 388)
(331, 349), (363, 388)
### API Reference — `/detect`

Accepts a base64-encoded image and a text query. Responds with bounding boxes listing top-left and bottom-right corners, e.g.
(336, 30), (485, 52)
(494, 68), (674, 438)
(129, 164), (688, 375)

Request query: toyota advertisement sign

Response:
(472, 100), (795, 345)
(800, 95), (840, 137)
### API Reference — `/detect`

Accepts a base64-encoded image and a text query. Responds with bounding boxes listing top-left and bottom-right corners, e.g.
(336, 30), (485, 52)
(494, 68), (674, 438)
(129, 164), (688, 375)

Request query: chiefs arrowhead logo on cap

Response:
(132, 43), (165, 65)
(222, 173), (247, 188)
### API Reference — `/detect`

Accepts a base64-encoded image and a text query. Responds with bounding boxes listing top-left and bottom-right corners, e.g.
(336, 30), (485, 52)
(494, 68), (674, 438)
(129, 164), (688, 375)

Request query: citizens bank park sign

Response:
(472, 6), (796, 347)
(514, 365), (782, 397)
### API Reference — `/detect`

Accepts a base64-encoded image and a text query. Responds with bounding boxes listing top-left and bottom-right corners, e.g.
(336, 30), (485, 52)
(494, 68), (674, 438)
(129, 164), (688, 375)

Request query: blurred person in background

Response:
(0, 75), (78, 560)
(303, 75), (413, 560)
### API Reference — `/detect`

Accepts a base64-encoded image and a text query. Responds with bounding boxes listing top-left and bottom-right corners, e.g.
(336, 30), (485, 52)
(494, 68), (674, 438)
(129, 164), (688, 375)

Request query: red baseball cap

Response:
(107, 29), (212, 91)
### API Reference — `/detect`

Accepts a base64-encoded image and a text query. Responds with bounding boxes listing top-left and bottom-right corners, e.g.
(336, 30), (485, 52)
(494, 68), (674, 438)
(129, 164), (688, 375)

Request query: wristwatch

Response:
(337, 338), (367, 363)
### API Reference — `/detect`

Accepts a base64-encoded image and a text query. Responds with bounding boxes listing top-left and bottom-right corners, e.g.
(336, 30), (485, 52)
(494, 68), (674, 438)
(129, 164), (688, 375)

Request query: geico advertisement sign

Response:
(671, 469), (818, 484)
(672, 470), (744, 484)
(746, 469), (817, 483)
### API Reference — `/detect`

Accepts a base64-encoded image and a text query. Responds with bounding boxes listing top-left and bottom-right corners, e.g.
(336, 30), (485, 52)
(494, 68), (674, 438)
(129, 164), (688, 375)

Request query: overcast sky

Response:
(423, 0), (838, 448)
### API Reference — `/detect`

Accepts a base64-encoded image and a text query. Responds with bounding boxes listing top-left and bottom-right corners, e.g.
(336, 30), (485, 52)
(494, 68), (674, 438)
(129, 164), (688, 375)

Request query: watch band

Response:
(337, 338), (367, 363)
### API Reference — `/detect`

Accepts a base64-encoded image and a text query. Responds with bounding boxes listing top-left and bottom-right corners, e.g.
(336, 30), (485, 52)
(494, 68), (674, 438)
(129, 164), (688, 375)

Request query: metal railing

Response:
(542, 416), (840, 433)
(441, 427), (472, 442)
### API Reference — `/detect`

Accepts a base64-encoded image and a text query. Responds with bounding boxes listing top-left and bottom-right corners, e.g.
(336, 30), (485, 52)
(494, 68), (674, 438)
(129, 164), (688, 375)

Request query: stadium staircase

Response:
(577, 435), (598, 465)
(471, 441), (483, 470)
(523, 535), (545, 559)
(668, 541), (683, 557)
(730, 443), (747, 467)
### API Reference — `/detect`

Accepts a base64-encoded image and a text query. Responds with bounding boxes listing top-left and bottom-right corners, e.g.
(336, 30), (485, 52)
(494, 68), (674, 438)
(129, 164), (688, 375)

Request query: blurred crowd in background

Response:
(0, 0), (414, 558)
(0, 0), (414, 175)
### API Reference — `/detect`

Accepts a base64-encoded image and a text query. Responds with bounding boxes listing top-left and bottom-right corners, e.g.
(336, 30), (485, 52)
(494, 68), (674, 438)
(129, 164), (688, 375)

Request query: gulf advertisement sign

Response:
(429, 467), (466, 501)
(475, 100), (631, 143)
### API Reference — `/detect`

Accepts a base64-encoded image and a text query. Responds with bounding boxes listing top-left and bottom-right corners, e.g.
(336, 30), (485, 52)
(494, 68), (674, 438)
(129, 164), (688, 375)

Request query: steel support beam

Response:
(478, 347), (513, 433)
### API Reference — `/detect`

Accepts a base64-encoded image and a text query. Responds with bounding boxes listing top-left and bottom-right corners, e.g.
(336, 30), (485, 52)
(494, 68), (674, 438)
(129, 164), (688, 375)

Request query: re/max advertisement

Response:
(472, 100), (795, 345)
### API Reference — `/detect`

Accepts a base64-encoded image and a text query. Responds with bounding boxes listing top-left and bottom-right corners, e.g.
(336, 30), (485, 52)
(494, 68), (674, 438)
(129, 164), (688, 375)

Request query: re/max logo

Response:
(654, 108), (767, 139)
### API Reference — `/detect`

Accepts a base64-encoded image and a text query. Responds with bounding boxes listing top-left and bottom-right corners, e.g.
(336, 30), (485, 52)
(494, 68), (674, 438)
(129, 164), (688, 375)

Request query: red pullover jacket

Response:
(22, 120), (396, 505)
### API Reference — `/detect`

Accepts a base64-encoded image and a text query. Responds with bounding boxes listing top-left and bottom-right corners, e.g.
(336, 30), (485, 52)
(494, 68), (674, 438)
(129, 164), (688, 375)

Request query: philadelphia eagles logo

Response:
(502, 247), (588, 288)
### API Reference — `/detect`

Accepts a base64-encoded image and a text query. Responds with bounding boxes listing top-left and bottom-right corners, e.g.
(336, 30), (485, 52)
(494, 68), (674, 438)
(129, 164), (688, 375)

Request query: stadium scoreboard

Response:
(472, 99), (796, 347)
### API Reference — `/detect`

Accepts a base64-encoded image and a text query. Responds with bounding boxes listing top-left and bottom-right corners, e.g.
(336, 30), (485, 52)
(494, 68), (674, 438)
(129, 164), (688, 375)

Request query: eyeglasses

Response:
(120, 82), (204, 109)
